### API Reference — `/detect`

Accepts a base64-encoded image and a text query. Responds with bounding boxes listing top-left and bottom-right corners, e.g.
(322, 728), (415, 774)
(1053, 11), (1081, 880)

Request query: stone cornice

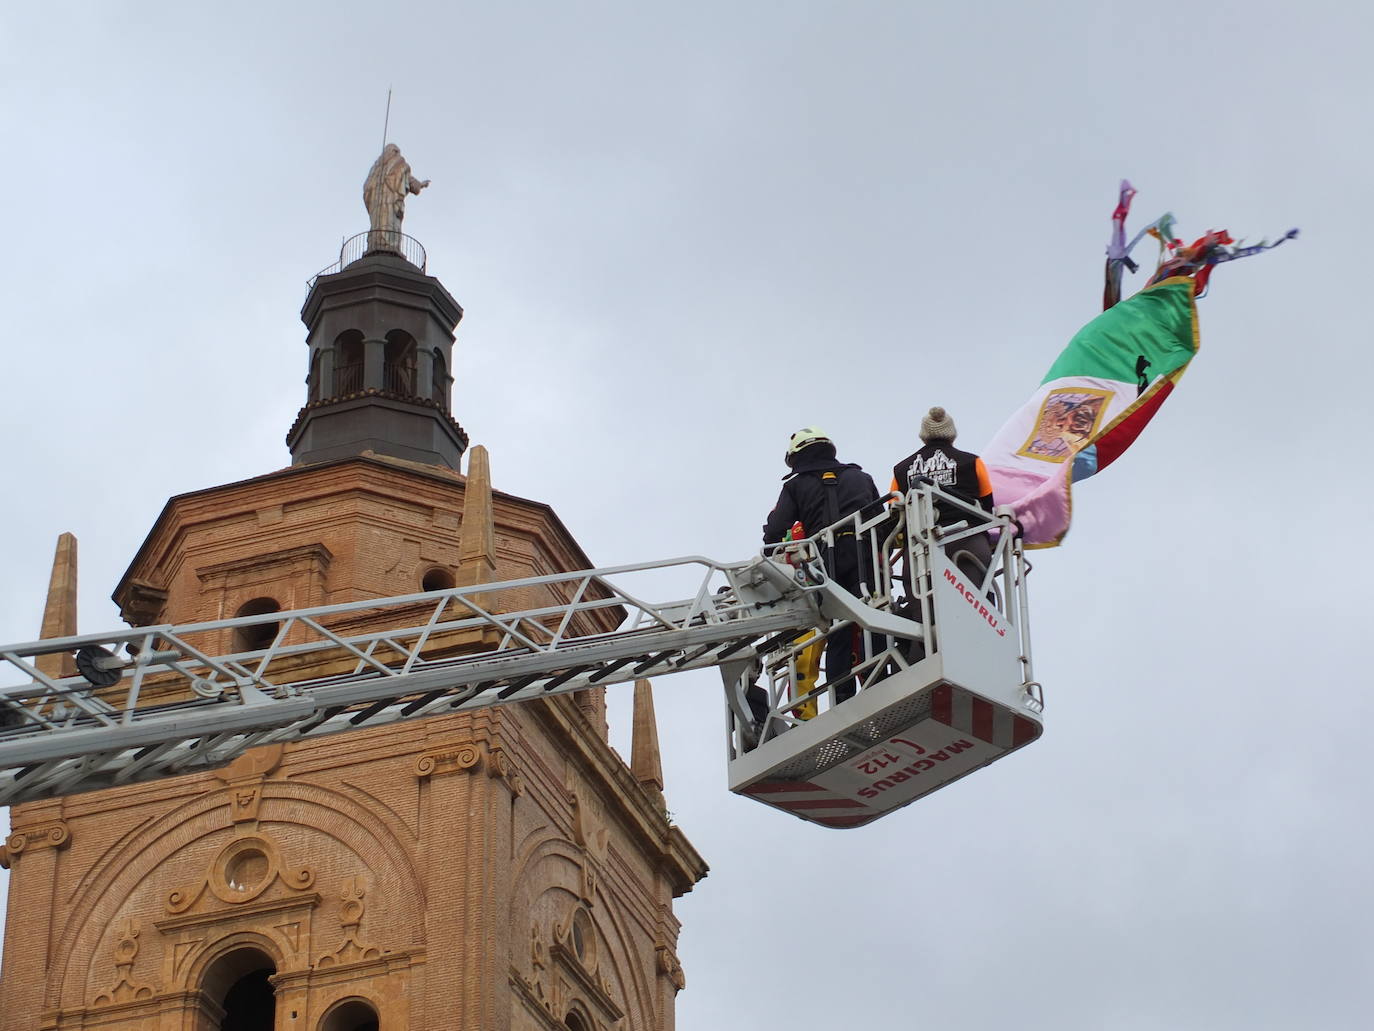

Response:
(195, 542), (333, 583)
(509, 969), (568, 1031)
(301, 255), (463, 329)
(284, 391), (470, 452)
(115, 456), (612, 626)
(154, 891), (322, 933)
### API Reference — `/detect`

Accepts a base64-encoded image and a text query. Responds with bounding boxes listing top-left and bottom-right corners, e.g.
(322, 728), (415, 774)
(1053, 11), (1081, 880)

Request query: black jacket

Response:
(763, 450), (880, 545)
(891, 441), (993, 524)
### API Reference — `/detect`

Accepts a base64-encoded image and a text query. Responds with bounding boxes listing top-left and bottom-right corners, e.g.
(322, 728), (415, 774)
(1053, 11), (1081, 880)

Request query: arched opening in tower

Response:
(384, 330), (417, 395)
(321, 998), (381, 1031)
(421, 566), (455, 592)
(431, 348), (449, 409)
(232, 597), (281, 653)
(334, 330), (365, 395)
(199, 946), (277, 1031)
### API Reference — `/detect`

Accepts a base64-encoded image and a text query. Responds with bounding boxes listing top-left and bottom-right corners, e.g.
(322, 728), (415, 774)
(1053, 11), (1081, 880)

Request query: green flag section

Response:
(1042, 279), (1199, 386)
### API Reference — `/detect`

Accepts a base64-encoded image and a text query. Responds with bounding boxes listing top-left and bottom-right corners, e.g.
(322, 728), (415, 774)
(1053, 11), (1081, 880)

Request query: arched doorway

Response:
(320, 998), (380, 1031)
(199, 946), (277, 1030)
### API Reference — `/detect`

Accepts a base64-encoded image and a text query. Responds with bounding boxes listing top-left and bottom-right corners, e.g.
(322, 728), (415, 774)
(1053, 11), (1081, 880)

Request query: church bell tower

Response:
(0, 148), (706, 1031)
(289, 243), (467, 470)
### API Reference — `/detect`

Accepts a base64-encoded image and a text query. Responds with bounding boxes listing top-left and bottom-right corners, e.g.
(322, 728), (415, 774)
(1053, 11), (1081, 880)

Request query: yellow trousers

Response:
(789, 633), (824, 720)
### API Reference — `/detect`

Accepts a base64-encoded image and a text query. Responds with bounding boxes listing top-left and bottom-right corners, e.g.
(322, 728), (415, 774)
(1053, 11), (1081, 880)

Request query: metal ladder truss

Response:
(0, 545), (918, 806)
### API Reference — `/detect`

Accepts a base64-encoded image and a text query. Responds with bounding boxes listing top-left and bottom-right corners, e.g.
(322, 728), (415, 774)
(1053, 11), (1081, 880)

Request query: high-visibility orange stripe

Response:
(975, 457), (993, 501)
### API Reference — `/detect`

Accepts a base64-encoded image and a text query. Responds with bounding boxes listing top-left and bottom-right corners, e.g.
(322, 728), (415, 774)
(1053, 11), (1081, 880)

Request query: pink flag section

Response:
(984, 451), (1073, 549)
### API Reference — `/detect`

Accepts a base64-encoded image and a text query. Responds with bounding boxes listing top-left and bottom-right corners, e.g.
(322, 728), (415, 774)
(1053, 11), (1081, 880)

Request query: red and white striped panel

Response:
(738, 779), (875, 829)
(929, 682), (1039, 750)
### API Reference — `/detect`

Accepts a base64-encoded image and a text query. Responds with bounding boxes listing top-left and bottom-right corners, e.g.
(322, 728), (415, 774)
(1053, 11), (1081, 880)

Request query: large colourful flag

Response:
(980, 277), (1199, 548)
(981, 184), (1295, 549)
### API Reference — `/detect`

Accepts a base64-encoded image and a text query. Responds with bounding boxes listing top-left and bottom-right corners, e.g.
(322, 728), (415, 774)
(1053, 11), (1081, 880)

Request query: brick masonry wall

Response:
(0, 456), (704, 1031)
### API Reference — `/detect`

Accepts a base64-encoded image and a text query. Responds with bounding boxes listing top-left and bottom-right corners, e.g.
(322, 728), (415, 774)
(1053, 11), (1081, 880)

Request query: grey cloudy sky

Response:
(2, 2), (1370, 1027)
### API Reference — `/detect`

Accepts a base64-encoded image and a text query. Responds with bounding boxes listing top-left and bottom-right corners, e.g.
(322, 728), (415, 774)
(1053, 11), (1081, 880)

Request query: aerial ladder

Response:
(0, 484), (1044, 828)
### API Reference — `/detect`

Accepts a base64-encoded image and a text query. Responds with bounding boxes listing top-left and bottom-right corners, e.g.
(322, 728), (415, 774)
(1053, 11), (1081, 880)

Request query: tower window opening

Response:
(309, 349), (324, 401)
(421, 567), (455, 593)
(320, 998), (380, 1031)
(564, 1012), (591, 1031)
(200, 947), (276, 1031)
(232, 597), (281, 653)
(384, 330), (417, 395)
(334, 330), (365, 395)
(431, 349), (449, 409)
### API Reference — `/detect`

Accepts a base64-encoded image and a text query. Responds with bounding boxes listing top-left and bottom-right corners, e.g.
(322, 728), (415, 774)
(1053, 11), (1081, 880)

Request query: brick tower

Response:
(0, 184), (707, 1030)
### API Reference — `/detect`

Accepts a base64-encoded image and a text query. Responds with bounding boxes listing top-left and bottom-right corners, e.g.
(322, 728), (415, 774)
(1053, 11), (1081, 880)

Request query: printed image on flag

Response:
(981, 276), (1200, 548)
(1016, 387), (1113, 463)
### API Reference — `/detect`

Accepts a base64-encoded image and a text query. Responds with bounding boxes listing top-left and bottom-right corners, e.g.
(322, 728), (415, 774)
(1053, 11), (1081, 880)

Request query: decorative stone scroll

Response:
(414, 740), (523, 795)
(3, 819), (72, 861)
(315, 875), (384, 968)
(486, 746), (524, 795)
(166, 833), (314, 914)
(93, 920), (158, 1006)
(413, 743), (482, 778)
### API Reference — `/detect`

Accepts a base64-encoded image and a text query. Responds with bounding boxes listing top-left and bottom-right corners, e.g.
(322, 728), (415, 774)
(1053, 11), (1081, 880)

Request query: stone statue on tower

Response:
(363, 143), (430, 252)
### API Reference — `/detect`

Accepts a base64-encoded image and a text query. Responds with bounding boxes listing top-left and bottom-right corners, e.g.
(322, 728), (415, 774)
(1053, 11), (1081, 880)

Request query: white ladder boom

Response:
(0, 551), (918, 806)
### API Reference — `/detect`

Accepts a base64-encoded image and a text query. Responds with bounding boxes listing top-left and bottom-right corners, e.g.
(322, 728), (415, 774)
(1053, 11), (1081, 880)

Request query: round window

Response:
(224, 848), (269, 893)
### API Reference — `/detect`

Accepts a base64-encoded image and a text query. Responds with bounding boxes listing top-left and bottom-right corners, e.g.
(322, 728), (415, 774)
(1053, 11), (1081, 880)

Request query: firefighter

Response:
(892, 407), (995, 582)
(763, 428), (881, 703)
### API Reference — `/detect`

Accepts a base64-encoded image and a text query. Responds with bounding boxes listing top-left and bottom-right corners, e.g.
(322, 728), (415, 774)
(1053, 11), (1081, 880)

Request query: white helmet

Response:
(785, 426), (832, 466)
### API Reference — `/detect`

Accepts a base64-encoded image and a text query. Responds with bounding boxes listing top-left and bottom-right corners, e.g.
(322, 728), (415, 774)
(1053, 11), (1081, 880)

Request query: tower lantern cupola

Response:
(287, 144), (468, 470)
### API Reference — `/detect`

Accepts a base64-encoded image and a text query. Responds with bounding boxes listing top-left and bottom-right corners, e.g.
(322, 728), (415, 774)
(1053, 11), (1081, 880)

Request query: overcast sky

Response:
(2, 3), (1370, 1028)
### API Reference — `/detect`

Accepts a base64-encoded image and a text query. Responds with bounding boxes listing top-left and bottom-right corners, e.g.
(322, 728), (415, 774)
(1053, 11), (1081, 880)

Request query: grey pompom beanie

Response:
(919, 406), (957, 443)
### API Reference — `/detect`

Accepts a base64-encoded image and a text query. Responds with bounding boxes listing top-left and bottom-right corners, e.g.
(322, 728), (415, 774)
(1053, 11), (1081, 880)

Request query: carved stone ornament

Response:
(569, 790), (610, 860)
(413, 743), (482, 778)
(94, 919), (159, 1006)
(530, 922), (547, 970)
(166, 834), (314, 914)
(214, 744), (284, 823)
(579, 861), (599, 907)
(487, 746), (524, 796)
(316, 875), (385, 968)
(414, 740), (523, 794)
(4, 820), (72, 861)
(656, 945), (686, 993)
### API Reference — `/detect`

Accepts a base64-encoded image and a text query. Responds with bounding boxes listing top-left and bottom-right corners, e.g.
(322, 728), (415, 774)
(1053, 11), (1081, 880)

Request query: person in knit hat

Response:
(891, 407), (995, 580)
